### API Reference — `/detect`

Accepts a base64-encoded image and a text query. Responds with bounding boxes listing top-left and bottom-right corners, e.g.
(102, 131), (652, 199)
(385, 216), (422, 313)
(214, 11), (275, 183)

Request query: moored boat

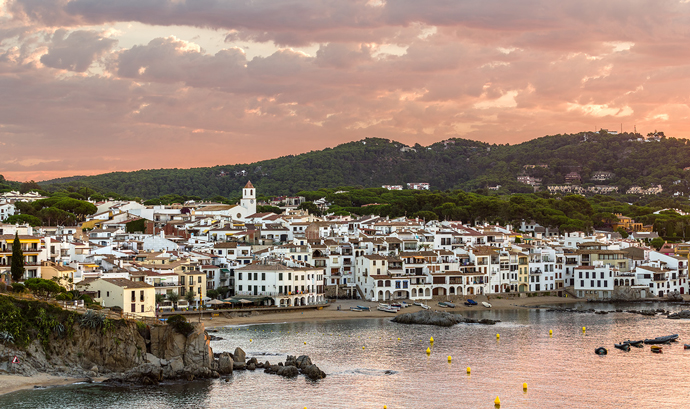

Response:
(614, 343), (631, 352)
(438, 302), (449, 308)
(421, 304), (430, 310)
(644, 334), (679, 344)
(357, 305), (371, 311)
(482, 302), (492, 308)
(651, 345), (663, 353)
(624, 340), (644, 347)
(595, 347), (608, 355)
(684, 344), (690, 350)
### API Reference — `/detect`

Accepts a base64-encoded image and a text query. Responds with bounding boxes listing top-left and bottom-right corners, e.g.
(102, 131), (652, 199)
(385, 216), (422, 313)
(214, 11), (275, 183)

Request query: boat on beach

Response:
(482, 301), (492, 308)
(438, 301), (456, 308)
(464, 299), (477, 306)
(624, 340), (644, 347)
(614, 343), (631, 352)
(420, 304), (430, 310)
(651, 345), (663, 353)
(377, 304), (398, 313)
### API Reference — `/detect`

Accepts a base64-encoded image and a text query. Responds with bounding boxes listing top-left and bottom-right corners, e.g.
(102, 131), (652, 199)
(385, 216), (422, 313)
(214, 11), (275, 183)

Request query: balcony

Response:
(154, 282), (180, 287)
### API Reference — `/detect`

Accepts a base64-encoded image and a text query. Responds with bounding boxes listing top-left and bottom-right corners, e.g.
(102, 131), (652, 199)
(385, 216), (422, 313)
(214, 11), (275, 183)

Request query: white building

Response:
(574, 265), (614, 299)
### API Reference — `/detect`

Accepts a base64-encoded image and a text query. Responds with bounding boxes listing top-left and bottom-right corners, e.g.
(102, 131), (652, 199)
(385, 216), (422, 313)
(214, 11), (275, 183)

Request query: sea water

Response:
(3, 302), (690, 408)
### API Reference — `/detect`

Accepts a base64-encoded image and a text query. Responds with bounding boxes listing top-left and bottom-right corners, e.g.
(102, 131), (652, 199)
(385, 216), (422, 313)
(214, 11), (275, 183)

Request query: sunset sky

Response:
(1, 0), (689, 182)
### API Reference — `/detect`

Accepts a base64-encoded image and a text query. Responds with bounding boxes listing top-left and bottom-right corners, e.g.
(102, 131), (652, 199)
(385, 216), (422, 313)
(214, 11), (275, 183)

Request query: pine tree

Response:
(11, 233), (25, 282)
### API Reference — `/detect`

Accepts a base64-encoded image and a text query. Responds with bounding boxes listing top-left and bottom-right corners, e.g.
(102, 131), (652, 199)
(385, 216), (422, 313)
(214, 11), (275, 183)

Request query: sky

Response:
(1, 0), (690, 182)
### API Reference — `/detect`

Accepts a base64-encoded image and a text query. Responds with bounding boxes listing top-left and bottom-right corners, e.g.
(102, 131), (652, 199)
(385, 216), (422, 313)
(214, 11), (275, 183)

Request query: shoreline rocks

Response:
(391, 310), (499, 327)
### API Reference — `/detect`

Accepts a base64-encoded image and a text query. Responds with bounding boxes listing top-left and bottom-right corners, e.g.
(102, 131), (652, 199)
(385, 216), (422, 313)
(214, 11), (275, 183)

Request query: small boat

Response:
(377, 305), (398, 313)
(482, 302), (492, 308)
(421, 304), (430, 310)
(350, 306), (363, 311)
(413, 301), (423, 307)
(464, 299), (478, 306)
(644, 334), (679, 344)
(614, 343), (631, 352)
(684, 344), (690, 350)
(400, 302), (410, 308)
(444, 302), (456, 308)
(594, 347), (608, 355)
(651, 345), (663, 353)
(438, 302), (449, 308)
(357, 305), (371, 311)
(391, 303), (403, 308)
(624, 340), (644, 347)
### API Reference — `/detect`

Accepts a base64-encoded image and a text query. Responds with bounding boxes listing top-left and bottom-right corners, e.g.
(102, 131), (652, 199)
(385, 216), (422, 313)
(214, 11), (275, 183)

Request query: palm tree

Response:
(184, 290), (196, 309)
(167, 292), (180, 311)
(155, 293), (165, 308)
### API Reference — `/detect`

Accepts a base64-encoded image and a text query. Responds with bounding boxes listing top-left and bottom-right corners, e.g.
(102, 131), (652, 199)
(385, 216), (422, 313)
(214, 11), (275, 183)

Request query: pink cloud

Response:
(1, 0), (690, 181)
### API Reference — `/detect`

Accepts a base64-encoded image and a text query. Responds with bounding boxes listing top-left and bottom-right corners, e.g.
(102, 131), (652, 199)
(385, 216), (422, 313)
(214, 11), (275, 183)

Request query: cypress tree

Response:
(11, 233), (24, 282)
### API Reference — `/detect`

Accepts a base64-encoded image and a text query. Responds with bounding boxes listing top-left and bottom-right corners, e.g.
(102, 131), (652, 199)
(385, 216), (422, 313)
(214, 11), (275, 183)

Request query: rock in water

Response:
(218, 352), (234, 374)
(233, 348), (246, 363)
(667, 310), (690, 319)
(392, 310), (499, 327)
(301, 364), (326, 380)
(392, 310), (463, 327)
(295, 355), (312, 369)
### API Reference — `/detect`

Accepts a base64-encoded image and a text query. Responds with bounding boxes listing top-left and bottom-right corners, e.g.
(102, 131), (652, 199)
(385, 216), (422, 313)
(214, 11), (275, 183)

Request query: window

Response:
(604, 280), (608, 287)
(590, 280), (594, 287)
(141, 305), (145, 313)
(262, 286), (266, 291)
(579, 272), (582, 279)
(262, 273), (266, 281)
(597, 280), (601, 288)
(288, 273), (292, 280)
(98, 290), (101, 298)
(131, 303), (136, 313)
(239, 273), (242, 280)
(131, 291), (136, 302)
(198, 276), (202, 284)
(254, 273), (258, 281)
(279, 273), (283, 280)
(279, 285), (283, 294)
(140, 290), (144, 302)
(580, 280), (584, 287)
(238, 285), (243, 291)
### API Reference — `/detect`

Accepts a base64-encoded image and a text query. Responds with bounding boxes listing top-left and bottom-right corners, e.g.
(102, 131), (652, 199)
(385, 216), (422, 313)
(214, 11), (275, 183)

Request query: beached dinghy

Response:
(464, 299), (477, 306)
(614, 343), (631, 352)
(595, 347), (608, 355)
(624, 340), (644, 348)
(482, 302), (492, 308)
(651, 345), (663, 353)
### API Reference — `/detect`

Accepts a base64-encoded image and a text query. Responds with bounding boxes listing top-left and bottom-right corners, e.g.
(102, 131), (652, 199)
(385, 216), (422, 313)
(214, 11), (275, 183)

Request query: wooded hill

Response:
(35, 131), (690, 199)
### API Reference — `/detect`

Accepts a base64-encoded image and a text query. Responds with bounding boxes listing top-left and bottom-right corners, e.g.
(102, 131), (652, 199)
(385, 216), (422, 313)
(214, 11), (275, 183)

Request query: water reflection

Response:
(4, 306), (690, 408)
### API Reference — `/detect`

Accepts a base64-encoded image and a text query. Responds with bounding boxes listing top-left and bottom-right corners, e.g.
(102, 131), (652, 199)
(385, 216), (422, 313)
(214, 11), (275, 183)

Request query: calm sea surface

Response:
(3, 302), (690, 409)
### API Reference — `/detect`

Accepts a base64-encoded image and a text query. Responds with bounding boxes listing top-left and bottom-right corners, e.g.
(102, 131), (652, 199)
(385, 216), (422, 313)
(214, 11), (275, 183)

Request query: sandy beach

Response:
(205, 295), (581, 328)
(0, 374), (100, 396)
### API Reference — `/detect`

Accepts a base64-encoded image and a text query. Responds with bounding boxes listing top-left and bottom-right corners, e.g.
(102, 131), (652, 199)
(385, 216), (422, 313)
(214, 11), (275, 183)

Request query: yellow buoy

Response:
(384, 406), (387, 409)
(582, 327), (586, 332)
(362, 346), (365, 350)
(250, 339), (252, 342)
(523, 382), (528, 390)
(430, 336), (434, 343)
(304, 341), (307, 345)
(467, 367), (471, 374)
(426, 347), (431, 355)
(496, 333), (500, 340)
(494, 396), (501, 406)
(447, 355), (452, 362)
(549, 329), (553, 335)
(397, 337), (400, 341)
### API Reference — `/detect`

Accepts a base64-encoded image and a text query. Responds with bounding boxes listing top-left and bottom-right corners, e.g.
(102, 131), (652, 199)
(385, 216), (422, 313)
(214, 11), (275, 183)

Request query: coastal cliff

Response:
(0, 296), (217, 383)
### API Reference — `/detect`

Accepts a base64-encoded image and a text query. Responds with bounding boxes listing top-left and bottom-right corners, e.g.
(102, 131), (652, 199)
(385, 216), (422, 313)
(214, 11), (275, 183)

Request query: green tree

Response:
(184, 290), (196, 306)
(10, 233), (24, 282)
(167, 292), (180, 310)
(4, 214), (42, 227)
(297, 201), (321, 216)
(650, 237), (665, 251)
(155, 293), (165, 306)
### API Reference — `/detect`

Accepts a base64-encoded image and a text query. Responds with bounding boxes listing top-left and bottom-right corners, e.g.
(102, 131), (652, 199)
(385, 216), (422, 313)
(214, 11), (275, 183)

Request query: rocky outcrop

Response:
(263, 355), (326, 380)
(667, 310), (690, 319)
(391, 310), (499, 327)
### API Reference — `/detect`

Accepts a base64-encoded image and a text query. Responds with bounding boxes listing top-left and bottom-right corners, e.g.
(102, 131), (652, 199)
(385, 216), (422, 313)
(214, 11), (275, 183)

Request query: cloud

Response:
(2, 0), (690, 181)
(39, 28), (116, 71)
